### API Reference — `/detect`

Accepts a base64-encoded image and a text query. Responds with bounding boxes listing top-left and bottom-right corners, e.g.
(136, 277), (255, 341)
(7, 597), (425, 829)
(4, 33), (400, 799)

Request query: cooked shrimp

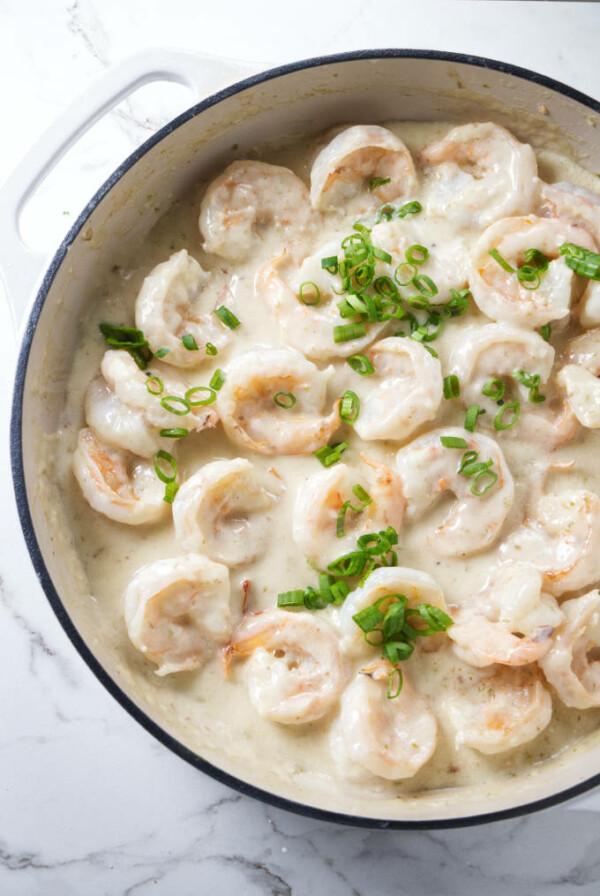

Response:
(292, 458), (405, 571)
(172, 458), (276, 566)
(134, 250), (231, 366)
(443, 664), (552, 754)
(469, 215), (597, 328)
(337, 566), (446, 658)
(449, 322), (577, 447)
(124, 555), (231, 675)
(395, 427), (514, 556)
(310, 125), (418, 213)
(199, 160), (314, 262)
(86, 350), (217, 457)
(557, 328), (600, 428)
(370, 217), (470, 304)
(226, 609), (344, 724)
(500, 489), (600, 597)
(537, 180), (600, 326)
(216, 346), (340, 455)
(539, 590), (600, 709)
(72, 428), (168, 525)
(331, 661), (437, 781)
(257, 246), (387, 360)
(352, 337), (443, 441)
(448, 561), (564, 668)
(419, 122), (537, 228)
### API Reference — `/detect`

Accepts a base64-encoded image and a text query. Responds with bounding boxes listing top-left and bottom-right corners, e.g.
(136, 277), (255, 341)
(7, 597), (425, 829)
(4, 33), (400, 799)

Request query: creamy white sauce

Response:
(54, 121), (600, 810)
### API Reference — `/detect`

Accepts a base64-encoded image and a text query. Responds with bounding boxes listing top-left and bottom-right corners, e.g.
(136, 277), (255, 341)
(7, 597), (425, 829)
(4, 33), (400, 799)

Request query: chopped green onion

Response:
(406, 244), (429, 266)
(464, 404), (486, 432)
(155, 347), (170, 359)
(375, 203), (396, 223)
(163, 481), (179, 504)
(154, 449), (178, 483)
(161, 395), (190, 416)
(273, 390), (296, 409)
(397, 200), (422, 218)
(471, 470), (498, 496)
(339, 390), (360, 423)
(459, 457), (493, 477)
(146, 376), (164, 396)
(209, 369), (225, 391)
(514, 369), (546, 403)
(524, 248), (550, 272)
(394, 262), (417, 286)
(482, 378), (505, 401)
(540, 323), (552, 342)
(559, 243), (600, 280)
(373, 247), (392, 264)
(373, 276), (399, 300)
(412, 274), (438, 298)
(159, 427), (189, 438)
(457, 450), (479, 473)
(494, 401), (520, 430)
(99, 322), (152, 370)
(336, 484), (373, 537)
(313, 441), (349, 467)
(440, 435), (468, 449)
(370, 176), (392, 191)
(488, 248), (515, 272)
(214, 306), (241, 329)
(205, 342), (218, 356)
(181, 334), (199, 351)
(277, 590), (307, 608)
(299, 281), (321, 306)
(423, 344), (438, 358)
(321, 255), (339, 274)
(185, 386), (216, 406)
(334, 322), (366, 343)
(347, 354), (375, 376)
(517, 264), (541, 290)
(443, 375), (460, 399)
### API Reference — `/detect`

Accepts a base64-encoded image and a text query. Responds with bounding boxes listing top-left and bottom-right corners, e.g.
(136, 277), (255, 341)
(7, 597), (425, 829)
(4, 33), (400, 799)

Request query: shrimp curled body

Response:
(539, 590), (600, 709)
(227, 609), (344, 724)
(395, 427), (514, 556)
(124, 555), (231, 676)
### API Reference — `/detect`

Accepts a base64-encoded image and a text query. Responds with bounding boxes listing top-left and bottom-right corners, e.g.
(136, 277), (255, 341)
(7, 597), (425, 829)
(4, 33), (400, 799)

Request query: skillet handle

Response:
(0, 48), (261, 332)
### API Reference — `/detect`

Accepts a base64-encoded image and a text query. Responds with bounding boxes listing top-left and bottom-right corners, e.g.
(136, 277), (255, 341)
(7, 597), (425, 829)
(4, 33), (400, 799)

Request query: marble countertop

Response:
(2, 1), (600, 893)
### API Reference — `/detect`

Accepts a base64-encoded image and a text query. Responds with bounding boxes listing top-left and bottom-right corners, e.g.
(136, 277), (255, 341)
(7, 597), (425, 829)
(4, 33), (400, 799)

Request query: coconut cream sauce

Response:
(55, 121), (600, 806)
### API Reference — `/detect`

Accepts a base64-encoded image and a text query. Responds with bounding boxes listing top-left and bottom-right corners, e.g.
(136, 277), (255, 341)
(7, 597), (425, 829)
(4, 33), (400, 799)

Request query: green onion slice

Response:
(336, 484), (373, 537)
(524, 248), (550, 272)
(494, 401), (520, 430)
(397, 200), (422, 218)
(163, 481), (180, 504)
(513, 369), (546, 403)
(321, 255), (339, 274)
(540, 323), (551, 342)
(440, 435), (468, 449)
(457, 450), (479, 474)
(471, 469), (498, 496)
(373, 247), (392, 264)
(347, 354), (375, 376)
(443, 375), (460, 399)
(146, 376), (164, 396)
(488, 248), (515, 272)
(154, 449), (177, 483)
(339, 390), (360, 423)
(155, 347), (170, 359)
(394, 262), (417, 286)
(161, 395), (190, 416)
(205, 342), (218, 356)
(159, 427), (189, 438)
(334, 322), (366, 344)
(482, 378), (505, 401)
(406, 244), (429, 266)
(299, 281), (321, 306)
(185, 386), (216, 406)
(370, 176), (392, 191)
(214, 306), (241, 329)
(273, 391), (296, 409)
(412, 274), (438, 298)
(464, 404), (486, 432)
(209, 369), (225, 391)
(559, 243), (600, 280)
(181, 334), (199, 351)
(277, 590), (306, 608)
(313, 441), (349, 467)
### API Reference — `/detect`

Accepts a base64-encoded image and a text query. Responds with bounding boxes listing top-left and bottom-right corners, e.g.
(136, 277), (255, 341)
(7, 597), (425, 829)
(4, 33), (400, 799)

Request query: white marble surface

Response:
(2, 1), (600, 893)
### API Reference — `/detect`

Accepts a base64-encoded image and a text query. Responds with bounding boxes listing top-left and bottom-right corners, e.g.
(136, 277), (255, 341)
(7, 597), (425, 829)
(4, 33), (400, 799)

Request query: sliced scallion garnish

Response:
(488, 248), (515, 273)
(347, 354), (375, 376)
(181, 334), (199, 351)
(185, 386), (216, 406)
(146, 376), (164, 396)
(209, 369), (225, 391)
(299, 281), (321, 306)
(154, 347), (170, 359)
(313, 441), (349, 467)
(159, 427), (189, 438)
(443, 375), (460, 399)
(482, 378), (505, 401)
(440, 435), (468, 449)
(464, 404), (486, 432)
(205, 342), (218, 356)
(370, 176), (391, 191)
(559, 243), (600, 280)
(339, 390), (360, 423)
(494, 401), (520, 430)
(406, 244), (429, 266)
(273, 391), (296, 409)
(214, 306), (241, 329)
(321, 255), (339, 274)
(334, 322), (366, 343)
(540, 323), (552, 342)
(161, 395), (190, 416)
(336, 484), (373, 537)
(514, 369), (546, 403)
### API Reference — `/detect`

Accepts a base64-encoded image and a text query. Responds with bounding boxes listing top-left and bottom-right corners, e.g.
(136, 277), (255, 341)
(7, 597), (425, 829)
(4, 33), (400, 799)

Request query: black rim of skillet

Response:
(10, 49), (600, 830)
